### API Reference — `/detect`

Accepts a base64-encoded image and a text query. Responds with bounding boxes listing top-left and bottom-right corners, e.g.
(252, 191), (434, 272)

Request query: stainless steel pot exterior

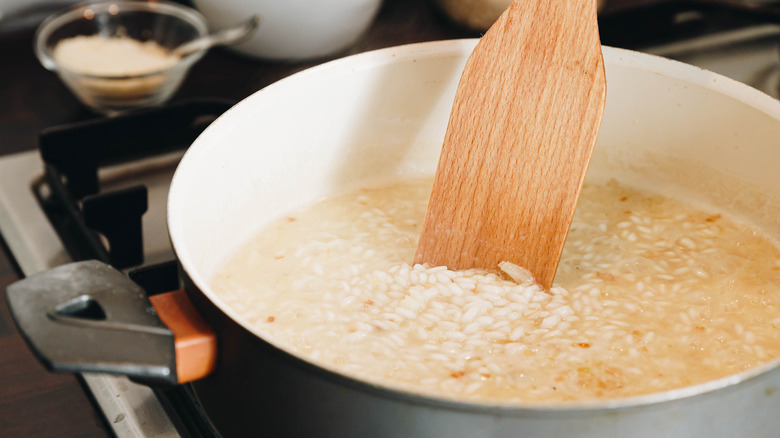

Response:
(185, 271), (780, 438)
(168, 40), (780, 437)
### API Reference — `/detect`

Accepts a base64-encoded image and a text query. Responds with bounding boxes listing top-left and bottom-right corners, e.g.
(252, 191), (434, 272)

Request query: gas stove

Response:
(0, 99), (231, 437)
(3, 1), (780, 437)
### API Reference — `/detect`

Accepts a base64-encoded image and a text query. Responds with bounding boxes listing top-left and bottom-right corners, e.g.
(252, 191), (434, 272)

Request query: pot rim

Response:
(168, 38), (780, 413)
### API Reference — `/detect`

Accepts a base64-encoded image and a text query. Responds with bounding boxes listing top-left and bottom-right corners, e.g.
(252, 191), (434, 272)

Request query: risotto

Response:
(210, 177), (780, 403)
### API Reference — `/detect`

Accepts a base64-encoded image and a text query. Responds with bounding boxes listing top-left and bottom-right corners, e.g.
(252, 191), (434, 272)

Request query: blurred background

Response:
(3, 0), (780, 150)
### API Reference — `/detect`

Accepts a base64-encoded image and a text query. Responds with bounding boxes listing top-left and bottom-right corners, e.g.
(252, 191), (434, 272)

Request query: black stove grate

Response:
(599, 0), (780, 49)
(33, 98), (234, 438)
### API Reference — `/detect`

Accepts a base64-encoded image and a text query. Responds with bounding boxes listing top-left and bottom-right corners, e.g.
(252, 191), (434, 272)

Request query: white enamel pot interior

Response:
(167, 40), (780, 437)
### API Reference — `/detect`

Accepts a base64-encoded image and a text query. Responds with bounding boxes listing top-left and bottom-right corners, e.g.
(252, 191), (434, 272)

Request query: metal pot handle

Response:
(5, 260), (216, 385)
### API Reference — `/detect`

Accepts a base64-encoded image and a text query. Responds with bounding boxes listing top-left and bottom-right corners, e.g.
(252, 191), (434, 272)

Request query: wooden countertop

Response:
(0, 1), (475, 436)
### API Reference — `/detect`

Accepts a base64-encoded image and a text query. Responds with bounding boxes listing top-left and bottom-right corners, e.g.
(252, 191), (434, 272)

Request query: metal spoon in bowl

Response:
(172, 15), (260, 57)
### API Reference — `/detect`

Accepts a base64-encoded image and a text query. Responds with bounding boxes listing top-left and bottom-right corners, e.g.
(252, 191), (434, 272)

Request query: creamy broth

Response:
(211, 177), (780, 403)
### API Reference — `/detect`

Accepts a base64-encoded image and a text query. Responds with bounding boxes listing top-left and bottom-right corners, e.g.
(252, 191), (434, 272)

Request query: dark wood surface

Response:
(0, 1), (475, 436)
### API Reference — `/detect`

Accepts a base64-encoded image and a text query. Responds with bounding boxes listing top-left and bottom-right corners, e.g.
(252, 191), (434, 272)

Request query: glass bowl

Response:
(35, 1), (209, 114)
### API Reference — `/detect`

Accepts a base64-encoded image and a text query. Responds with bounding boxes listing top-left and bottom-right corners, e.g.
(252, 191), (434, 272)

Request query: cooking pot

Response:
(7, 39), (780, 437)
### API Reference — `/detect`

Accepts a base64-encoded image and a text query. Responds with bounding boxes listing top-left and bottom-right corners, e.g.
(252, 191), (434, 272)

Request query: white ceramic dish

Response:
(191, 0), (383, 60)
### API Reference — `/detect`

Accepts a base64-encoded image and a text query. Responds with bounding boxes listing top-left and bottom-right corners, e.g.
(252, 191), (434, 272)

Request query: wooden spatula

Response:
(414, 0), (606, 289)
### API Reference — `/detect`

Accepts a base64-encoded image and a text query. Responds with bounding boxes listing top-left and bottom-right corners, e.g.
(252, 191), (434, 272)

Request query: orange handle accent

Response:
(149, 290), (217, 384)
